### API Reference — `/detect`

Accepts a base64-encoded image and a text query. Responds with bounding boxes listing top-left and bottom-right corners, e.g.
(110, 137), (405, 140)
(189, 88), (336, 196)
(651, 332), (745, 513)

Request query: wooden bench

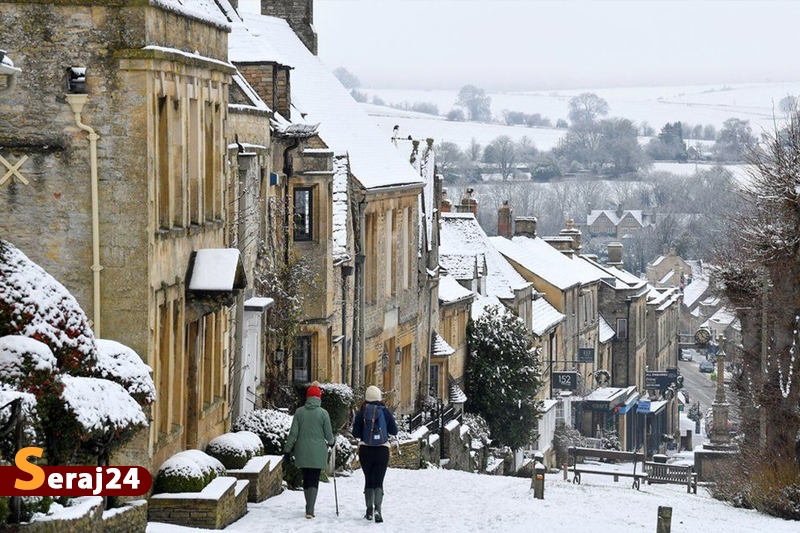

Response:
(644, 461), (697, 493)
(569, 446), (648, 490)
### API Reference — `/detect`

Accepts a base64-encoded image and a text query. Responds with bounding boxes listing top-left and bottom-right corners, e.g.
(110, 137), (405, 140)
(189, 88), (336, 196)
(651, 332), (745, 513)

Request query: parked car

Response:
(699, 360), (715, 373)
(680, 348), (698, 362)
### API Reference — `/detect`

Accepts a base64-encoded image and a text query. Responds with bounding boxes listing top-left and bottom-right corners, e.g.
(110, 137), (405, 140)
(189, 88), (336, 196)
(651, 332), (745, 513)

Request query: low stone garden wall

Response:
(148, 477), (249, 529)
(227, 454), (283, 503)
(9, 497), (147, 533)
(442, 420), (472, 471)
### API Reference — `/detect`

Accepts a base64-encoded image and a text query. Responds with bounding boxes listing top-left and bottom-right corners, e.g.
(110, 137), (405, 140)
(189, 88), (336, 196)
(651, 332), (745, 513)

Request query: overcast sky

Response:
(302, 0), (800, 91)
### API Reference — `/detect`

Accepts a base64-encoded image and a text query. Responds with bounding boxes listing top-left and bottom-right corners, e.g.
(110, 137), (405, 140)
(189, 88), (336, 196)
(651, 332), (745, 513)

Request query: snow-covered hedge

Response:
(154, 450), (227, 494)
(0, 240), (96, 373)
(232, 409), (292, 455)
(0, 384), (41, 456)
(93, 339), (156, 405)
(205, 431), (264, 469)
(0, 240), (151, 466)
(292, 382), (355, 431)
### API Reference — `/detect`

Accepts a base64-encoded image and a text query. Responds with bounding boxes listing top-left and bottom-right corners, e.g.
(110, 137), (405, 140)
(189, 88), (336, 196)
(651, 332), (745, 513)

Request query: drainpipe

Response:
(353, 192), (367, 388)
(66, 94), (103, 336)
(625, 296), (632, 387)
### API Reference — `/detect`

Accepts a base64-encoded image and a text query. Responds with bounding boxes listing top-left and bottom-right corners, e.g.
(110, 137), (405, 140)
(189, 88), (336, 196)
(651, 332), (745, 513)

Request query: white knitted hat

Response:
(365, 385), (382, 402)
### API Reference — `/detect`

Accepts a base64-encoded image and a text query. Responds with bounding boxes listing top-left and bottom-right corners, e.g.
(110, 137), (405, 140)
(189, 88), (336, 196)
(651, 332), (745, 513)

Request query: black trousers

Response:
(302, 468), (321, 490)
(359, 445), (390, 489)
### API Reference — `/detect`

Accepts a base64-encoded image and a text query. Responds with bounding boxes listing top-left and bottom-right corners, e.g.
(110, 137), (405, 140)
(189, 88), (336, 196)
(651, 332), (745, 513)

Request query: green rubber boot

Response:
(374, 488), (384, 523)
(364, 488), (374, 520)
(304, 487), (318, 518)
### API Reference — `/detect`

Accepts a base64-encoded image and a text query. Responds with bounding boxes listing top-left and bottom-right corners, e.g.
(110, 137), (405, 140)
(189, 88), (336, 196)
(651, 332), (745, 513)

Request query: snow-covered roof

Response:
(230, 14), (424, 190)
(587, 209), (647, 227)
(439, 274), (474, 304)
(647, 285), (681, 312)
(599, 315), (616, 343)
(440, 213), (530, 300)
(331, 154), (350, 262)
(151, 0), (232, 30)
(682, 269), (709, 308)
(584, 386), (628, 403)
(704, 307), (740, 330)
(188, 249), (245, 291)
(577, 254), (645, 290)
(471, 294), (503, 321)
(449, 382), (467, 404)
(440, 252), (483, 280)
(490, 235), (594, 290)
(432, 332), (455, 358)
(230, 73), (270, 112)
(532, 296), (564, 337)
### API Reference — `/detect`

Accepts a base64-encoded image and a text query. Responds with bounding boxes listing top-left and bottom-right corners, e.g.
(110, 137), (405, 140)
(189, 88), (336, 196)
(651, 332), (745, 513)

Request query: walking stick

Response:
(329, 446), (339, 516)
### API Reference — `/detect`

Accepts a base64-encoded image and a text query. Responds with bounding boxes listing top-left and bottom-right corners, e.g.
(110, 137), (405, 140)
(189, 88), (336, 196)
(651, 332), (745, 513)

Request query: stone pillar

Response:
(710, 334), (731, 448)
(497, 201), (512, 238)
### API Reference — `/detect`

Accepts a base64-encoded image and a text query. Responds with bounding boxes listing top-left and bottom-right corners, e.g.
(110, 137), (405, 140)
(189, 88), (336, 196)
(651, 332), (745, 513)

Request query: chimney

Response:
(261, 0), (318, 55)
(559, 218), (582, 255)
(460, 187), (478, 216)
(515, 216), (537, 238)
(616, 203), (623, 218)
(544, 237), (575, 257)
(497, 201), (512, 238)
(607, 242), (624, 269)
(440, 188), (452, 213)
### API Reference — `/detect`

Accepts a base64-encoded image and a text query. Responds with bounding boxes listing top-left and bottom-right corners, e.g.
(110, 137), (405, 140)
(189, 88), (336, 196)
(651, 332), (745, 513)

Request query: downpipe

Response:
(66, 94), (103, 336)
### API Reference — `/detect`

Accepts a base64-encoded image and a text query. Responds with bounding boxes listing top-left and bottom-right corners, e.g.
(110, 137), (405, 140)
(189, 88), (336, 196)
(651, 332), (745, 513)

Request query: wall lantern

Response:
(381, 351), (389, 373)
(395, 346), (402, 365)
(274, 348), (284, 366)
(67, 66), (87, 94)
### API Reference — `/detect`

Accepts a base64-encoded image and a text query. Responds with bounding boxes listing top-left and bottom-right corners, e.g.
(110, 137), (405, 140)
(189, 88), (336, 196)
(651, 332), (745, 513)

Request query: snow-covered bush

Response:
(232, 409), (292, 455)
(18, 496), (53, 523)
(154, 450), (226, 494)
(205, 431), (264, 469)
(292, 382), (355, 431)
(333, 433), (354, 470)
(463, 412), (491, 447)
(0, 385), (42, 457)
(0, 241), (151, 466)
(553, 425), (586, 466)
(92, 339), (156, 405)
(0, 240), (96, 373)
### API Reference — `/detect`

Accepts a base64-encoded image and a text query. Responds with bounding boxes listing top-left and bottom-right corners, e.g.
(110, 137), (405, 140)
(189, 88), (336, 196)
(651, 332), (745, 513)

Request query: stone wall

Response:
(694, 448), (739, 483)
(148, 477), (249, 530)
(443, 421), (472, 472)
(227, 455), (284, 503)
(10, 497), (146, 533)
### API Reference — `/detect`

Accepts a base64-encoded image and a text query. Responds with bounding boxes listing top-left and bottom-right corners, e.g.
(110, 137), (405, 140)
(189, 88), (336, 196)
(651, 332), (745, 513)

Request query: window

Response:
(365, 213), (378, 303)
(293, 187), (313, 241)
(430, 363), (440, 398)
(293, 336), (312, 382)
(617, 318), (628, 339)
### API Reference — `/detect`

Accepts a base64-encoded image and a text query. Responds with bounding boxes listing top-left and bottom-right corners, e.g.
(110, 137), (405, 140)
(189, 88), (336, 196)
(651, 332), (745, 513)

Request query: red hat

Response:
(306, 384), (322, 399)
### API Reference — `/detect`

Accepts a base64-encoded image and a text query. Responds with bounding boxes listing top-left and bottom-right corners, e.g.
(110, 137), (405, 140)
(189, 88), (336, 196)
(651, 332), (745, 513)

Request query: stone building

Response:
(0, 0), (279, 472)
(230, 5), (437, 415)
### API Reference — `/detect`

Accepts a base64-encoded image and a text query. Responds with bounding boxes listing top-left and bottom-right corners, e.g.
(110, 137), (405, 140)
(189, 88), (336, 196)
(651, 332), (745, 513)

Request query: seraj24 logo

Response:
(0, 447), (152, 496)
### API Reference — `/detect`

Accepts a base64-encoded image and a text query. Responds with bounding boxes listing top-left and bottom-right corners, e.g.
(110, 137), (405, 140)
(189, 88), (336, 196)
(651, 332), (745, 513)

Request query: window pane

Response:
(293, 188), (312, 241)
(293, 336), (311, 382)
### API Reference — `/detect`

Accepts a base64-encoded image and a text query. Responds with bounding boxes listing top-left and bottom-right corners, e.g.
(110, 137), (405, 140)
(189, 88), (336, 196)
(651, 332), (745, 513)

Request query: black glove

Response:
(283, 452), (292, 467)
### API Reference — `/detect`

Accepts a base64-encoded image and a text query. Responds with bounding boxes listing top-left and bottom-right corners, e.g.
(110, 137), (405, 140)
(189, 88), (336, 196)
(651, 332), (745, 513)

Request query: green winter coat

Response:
(284, 397), (335, 469)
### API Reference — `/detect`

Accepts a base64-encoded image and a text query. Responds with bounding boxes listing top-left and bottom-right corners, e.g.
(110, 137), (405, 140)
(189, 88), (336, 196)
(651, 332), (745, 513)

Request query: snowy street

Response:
(147, 466), (798, 533)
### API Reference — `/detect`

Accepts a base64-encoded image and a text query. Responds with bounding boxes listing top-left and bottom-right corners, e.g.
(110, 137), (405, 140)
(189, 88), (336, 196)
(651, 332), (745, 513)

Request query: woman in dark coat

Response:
(352, 385), (398, 523)
(284, 381), (335, 519)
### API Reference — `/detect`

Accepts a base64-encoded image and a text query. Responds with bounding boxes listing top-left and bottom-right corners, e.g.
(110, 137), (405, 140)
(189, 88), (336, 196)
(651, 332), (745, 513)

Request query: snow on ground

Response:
(147, 463), (798, 533)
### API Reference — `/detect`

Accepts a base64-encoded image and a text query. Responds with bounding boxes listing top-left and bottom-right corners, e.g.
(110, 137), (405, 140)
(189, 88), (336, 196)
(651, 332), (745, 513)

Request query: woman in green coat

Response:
(283, 381), (335, 519)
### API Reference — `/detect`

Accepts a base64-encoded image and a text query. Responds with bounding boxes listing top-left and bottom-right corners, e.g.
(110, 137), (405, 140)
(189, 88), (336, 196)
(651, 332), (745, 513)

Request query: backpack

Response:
(362, 403), (388, 445)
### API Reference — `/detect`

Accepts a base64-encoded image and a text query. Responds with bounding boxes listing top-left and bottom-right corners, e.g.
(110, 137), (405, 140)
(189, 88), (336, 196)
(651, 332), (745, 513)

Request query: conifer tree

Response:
(465, 306), (544, 449)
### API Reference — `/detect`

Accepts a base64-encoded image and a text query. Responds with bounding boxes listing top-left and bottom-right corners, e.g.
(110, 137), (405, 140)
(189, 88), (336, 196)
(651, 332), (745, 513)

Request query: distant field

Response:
(361, 81), (800, 154)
